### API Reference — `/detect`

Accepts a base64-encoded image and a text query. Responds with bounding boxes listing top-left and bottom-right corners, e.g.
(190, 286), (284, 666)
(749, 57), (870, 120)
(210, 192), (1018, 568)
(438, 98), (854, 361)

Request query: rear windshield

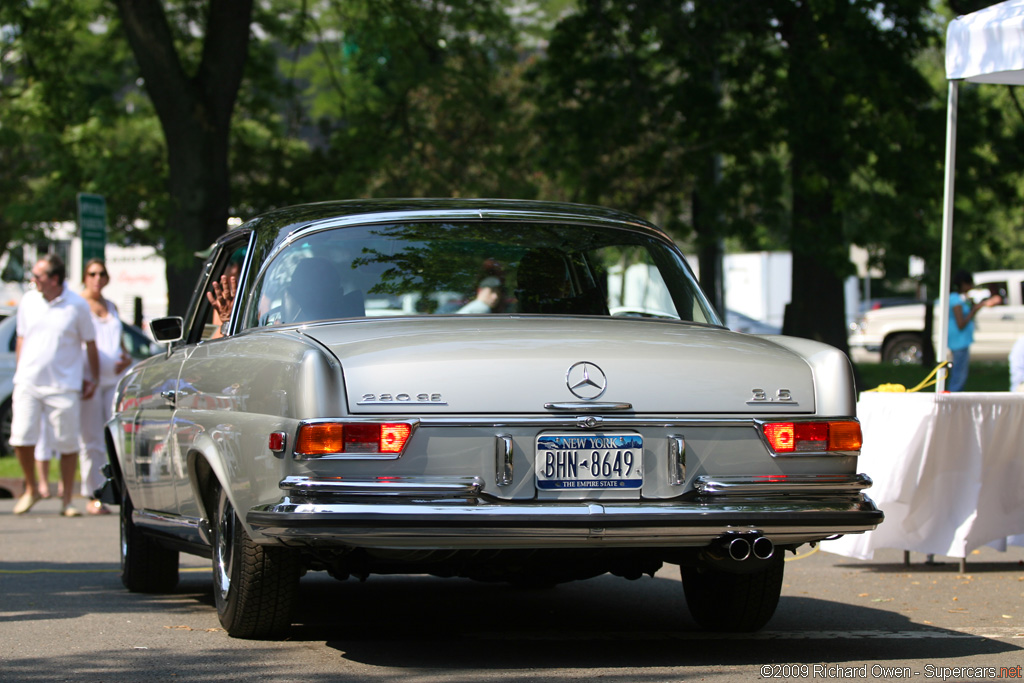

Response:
(241, 222), (718, 328)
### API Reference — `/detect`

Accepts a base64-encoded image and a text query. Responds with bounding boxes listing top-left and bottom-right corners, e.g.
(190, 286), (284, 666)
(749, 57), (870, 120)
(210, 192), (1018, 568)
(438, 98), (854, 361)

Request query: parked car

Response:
(0, 313), (160, 457)
(848, 270), (1024, 364)
(856, 296), (920, 316)
(104, 199), (881, 639)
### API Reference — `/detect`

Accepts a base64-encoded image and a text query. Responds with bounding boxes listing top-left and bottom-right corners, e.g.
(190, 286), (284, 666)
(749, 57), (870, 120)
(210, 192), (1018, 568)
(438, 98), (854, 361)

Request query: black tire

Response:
(0, 398), (12, 458)
(212, 484), (300, 639)
(882, 334), (923, 365)
(120, 491), (180, 593)
(681, 555), (784, 632)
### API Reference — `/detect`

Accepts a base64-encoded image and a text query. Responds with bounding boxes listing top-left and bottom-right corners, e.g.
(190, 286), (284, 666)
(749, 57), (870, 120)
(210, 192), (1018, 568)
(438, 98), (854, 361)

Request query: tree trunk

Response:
(693, 188), (724, 317)
(778, 0), (851, 354)
(782, 183), (851, 354)
(115, 0), (253, 315)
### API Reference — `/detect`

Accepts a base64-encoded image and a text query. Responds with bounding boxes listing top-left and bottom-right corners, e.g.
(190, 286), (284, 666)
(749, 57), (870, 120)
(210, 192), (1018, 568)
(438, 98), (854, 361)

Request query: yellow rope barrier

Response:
(863, 360), (950, 394)
(785, 546), (819, 562)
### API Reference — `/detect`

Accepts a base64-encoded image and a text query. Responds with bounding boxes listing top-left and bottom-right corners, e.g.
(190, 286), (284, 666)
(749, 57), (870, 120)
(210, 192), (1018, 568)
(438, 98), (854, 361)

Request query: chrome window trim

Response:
(242, 211), (715, 329)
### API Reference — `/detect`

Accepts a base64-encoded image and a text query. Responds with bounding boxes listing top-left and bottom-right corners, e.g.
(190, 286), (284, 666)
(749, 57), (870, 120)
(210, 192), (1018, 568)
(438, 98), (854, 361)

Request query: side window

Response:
(246, 238), (369, 328)
(973, 281), (1007, 306)
(602, 249), (681, 320)
(186, 239), (249, 344)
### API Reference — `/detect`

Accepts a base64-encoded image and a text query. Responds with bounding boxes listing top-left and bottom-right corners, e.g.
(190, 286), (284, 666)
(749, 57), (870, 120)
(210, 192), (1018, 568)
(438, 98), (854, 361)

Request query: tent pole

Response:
(937, 80), (959, 393)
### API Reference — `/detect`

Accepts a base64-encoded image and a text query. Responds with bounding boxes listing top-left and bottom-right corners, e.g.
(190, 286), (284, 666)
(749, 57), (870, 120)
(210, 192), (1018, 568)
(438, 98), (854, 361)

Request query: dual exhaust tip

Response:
(718, 534), (775, 562)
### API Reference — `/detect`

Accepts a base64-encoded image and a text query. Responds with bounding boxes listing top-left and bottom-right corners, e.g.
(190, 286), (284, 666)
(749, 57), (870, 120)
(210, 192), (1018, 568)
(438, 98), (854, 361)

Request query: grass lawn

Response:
(0, 360), (1015, 480)
(855, 360), (1011, 394)
(0, 452), (80, 483)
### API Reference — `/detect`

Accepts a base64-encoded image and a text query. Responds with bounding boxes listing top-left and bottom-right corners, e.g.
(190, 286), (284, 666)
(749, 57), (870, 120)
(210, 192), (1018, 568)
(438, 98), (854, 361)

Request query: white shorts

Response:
(9, 384), (81, 454)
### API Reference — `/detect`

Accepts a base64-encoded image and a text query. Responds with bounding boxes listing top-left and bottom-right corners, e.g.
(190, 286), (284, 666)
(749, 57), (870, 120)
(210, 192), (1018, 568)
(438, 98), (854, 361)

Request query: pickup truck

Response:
(848, 270), (1024, 364)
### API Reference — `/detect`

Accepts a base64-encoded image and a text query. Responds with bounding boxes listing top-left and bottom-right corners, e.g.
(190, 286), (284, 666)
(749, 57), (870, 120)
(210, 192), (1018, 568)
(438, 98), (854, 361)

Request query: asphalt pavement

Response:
(2, 496), (1022, 682)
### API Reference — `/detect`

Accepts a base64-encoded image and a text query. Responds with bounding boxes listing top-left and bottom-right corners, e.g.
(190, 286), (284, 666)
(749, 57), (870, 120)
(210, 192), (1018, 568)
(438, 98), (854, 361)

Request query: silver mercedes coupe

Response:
(103, 199), (882, 639)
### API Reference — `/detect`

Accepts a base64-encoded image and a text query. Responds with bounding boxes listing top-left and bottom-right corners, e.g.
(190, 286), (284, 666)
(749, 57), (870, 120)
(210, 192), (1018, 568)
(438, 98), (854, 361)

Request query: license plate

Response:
(535, 433), (643, 490)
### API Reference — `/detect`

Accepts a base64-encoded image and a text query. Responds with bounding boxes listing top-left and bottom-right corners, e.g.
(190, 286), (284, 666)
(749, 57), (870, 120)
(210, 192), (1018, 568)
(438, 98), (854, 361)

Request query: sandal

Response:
(14, 491), (41, 515)
(86, 499), (111, 515)
(62, 505), (82, 517)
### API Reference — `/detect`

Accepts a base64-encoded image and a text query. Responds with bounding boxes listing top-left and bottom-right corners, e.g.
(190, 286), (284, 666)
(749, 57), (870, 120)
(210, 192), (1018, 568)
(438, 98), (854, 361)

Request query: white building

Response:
(0, 222), (168, 326)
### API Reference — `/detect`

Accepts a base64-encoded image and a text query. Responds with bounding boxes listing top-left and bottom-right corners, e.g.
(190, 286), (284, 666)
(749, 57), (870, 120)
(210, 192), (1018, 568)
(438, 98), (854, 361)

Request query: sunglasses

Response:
(86, 271), (109, 278)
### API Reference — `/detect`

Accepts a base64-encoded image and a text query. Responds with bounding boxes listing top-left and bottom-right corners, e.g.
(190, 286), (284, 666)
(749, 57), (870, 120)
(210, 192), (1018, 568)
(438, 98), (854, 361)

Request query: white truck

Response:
(848, 270), (1024, 364)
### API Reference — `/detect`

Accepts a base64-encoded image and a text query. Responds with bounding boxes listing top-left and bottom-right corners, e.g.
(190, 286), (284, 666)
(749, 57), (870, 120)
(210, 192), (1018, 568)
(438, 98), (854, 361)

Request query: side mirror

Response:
(149, 316), (184, 343)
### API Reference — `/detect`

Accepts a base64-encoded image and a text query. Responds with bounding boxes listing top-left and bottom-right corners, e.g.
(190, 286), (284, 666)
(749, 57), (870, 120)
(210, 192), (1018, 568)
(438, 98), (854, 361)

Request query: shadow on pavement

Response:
(279, 574), (1018, 667)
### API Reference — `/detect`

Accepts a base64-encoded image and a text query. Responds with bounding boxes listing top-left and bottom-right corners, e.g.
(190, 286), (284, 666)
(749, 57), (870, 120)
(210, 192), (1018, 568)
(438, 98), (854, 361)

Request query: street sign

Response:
(77, 192), (107, 266)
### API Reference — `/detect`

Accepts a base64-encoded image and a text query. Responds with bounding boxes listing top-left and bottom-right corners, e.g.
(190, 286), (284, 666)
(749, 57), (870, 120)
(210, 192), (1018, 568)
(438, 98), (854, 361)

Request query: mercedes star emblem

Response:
(566, 361), (608, 400)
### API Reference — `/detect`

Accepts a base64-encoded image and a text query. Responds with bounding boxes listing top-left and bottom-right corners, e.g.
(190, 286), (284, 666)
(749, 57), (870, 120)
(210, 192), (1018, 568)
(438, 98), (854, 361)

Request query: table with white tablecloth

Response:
(820, 391), (1024, 562)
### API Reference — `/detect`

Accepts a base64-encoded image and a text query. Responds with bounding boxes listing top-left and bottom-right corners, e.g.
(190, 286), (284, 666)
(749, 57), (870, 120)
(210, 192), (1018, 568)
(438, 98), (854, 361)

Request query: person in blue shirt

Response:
(947, 269), (1001, 391)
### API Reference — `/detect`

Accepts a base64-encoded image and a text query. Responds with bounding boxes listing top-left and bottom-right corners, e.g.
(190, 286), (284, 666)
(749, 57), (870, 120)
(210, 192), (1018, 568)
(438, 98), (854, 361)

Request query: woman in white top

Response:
(79, 259), (132, 514)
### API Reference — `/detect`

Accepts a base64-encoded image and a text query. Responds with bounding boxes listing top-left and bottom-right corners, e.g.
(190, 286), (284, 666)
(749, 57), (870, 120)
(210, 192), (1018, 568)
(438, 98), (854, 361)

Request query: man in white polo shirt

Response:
(11, 254), (100, 516)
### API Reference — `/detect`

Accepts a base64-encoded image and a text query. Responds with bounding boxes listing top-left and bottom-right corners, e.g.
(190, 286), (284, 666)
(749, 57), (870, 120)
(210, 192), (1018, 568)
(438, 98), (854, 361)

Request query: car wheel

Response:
(680, 554), (784, 632)
(883, 334), (923, 365)
(0, 398), (11, 457)
(212, 483), (300, 639)
(120, 491), (179, 593)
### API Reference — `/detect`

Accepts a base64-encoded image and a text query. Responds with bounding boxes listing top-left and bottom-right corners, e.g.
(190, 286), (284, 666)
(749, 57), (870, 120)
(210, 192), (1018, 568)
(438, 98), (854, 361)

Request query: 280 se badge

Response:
(358, 393), (446, 405)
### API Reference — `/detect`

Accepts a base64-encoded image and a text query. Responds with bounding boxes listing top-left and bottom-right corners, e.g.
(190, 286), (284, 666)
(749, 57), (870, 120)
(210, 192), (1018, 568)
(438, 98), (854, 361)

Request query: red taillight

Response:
(761, 421), (861, 454)
(294, 422), (413, 456)
(268, 431), (287, 453)
(380, 424), (412, 453)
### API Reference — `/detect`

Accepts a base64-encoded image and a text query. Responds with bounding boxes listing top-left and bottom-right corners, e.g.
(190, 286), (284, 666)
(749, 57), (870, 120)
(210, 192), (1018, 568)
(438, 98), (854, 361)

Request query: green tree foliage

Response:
(0, 0), (167, 250)
(770, 0), (941, 349)
(4, 0), (1024, 347)
(941, 81), (1024, 275)
(271, 0), (535, 201)
(533, 0), (943, 350)
(528, 1), (791, 311)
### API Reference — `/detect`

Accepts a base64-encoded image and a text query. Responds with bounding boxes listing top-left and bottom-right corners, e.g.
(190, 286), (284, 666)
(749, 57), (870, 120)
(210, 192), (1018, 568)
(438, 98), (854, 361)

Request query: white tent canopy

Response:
(947, 0), (1024, 85)
(937, 0), (1024, 389)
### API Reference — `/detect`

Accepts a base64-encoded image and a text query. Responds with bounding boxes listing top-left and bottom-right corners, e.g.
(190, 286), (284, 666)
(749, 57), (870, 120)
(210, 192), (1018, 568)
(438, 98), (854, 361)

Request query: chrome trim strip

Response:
(543, 402), (633, 411)
(135, 509), (211, 546)
(295, 452), (403, 461)
(247, 497), (883, 548)
(407, 416), (824, 428)
(694, 473), (872, 495)
(280, 475), (484, 497)
(496, 434), (514, 487)
(329, 416), (854, 430)
(668, 435), (686, 485)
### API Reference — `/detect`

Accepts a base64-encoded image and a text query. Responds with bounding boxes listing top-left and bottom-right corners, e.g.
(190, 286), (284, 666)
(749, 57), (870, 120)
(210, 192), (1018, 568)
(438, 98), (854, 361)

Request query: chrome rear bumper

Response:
(247, 473), (883, 549)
